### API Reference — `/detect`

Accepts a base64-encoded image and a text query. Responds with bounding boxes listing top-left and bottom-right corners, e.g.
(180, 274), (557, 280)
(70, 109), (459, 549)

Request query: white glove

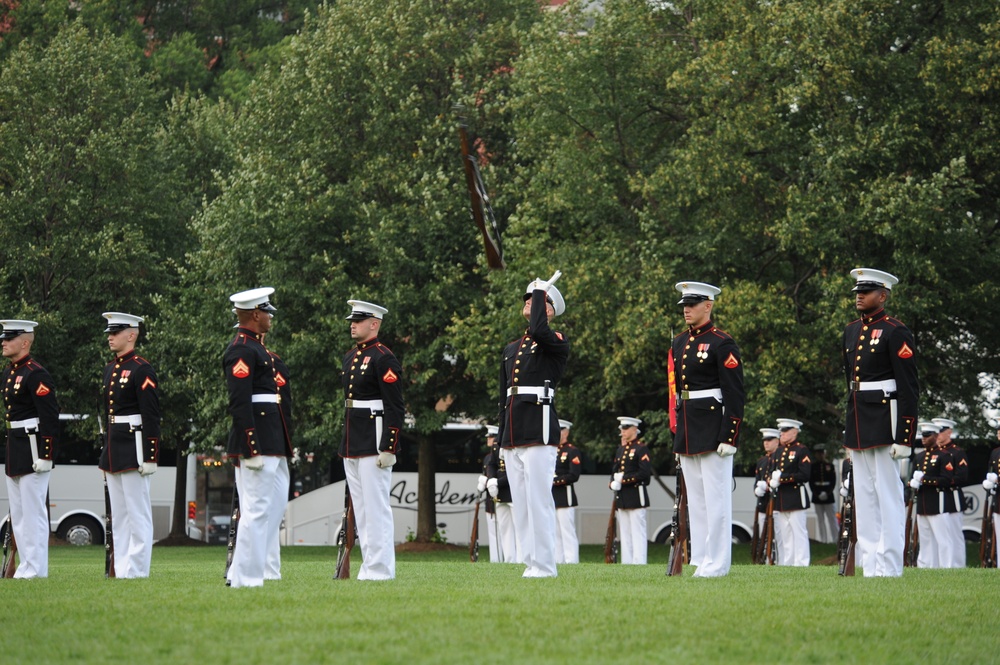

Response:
(983, 473), (998, 492)
(243, 455), (264, 471)
(908, 477), (921, 490)
(376, 452), (397, 468)
(754, 481), (767, 498)
(486, 478), (499, 498)
(769, 469), (782, 489)
(613, 472), (624, 483)
(839, 486), (849, 498)
(817, 491), (829, 502)
(32, 458), (53, 473)
(537, 270), (562, 291)
(843, 477), (850, 491)
(610, 480), (622, 492)
(716, 443), (737, 457)
(476, 474), (488, 493)
(913, 470), (925, 482)
(889, 444), (911, 460)
(139, 462), (158, 476)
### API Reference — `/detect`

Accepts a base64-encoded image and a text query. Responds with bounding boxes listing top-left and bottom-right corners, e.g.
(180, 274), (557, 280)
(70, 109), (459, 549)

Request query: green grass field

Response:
(1, 543), (997, 664)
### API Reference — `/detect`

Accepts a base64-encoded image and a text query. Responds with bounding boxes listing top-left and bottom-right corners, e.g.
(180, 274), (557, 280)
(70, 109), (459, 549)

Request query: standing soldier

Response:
(485, 431), (519, 563)
(609, 417), (652, 565)
(753, 428), (780, 557)
(552, 419), (582, 564)
(842, 268), (919, 577)
(768, 418), (812, 566)
(340, 300), (404, 580)
(1, 320), (59, 578)
(491, 273), (569, 578)
(98, 313), (161, 578)
(670, 282), (745, 578)
(224, 288), (291, 588)
(810, 445), (838, 544)
(933, 417), (968, 568)
(908, 421), (955, 568)
(477, 426), (502, 563)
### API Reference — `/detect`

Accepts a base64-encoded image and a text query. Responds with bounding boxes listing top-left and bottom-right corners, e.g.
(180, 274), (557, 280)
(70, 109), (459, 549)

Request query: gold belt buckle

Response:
(680, 390), (691, 400)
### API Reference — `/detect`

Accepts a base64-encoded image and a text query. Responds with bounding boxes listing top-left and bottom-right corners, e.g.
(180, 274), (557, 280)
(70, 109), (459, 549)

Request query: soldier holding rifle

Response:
(752, 428), (780, 564)
(339, 299), (404, 581)
(933, 417), (968, 568)
(841, 268), (918, 577)
(2, 320), (59, 579)
(609, 417), (652, 565)
(980, 422), (1000, 567)
(490, 272), (569, 578)
(669, 282), (745, 577)
(768, 418), (812, 567)
(907, 421), (955, 568)
(98, 312), (161, 578)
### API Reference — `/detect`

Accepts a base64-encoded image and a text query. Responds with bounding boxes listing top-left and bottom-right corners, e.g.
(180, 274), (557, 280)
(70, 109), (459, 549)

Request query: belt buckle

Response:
(680, 390), (690, 400)
(849, 381), (858, 392)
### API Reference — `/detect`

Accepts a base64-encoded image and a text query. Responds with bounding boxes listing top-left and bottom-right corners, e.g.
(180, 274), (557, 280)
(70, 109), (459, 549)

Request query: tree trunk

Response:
(169, 446), (189, 539)
(415, 434), (437, 542)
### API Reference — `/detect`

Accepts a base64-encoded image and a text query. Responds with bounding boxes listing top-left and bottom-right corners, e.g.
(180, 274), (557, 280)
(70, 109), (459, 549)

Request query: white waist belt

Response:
(8, 417), (40, 430)
(851, 379), (897, 393)
(111, 414), (143, 426)
(252, 394), (280, 403)
(506, 386), (553, 398)
(680, 389), (723, 401)
(346, 399), (383, 410)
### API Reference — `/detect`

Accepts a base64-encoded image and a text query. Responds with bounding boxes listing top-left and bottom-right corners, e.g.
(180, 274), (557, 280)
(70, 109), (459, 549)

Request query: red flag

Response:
(667, 349), (677, 434)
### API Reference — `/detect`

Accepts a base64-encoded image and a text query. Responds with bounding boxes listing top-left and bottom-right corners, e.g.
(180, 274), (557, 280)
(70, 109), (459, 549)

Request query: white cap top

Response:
(675, 281), (721, 305)
(525, 280), (565, 316)
(558, 419), (573, 430)
(777, 418), (803, 431)
(617, 416), (641, 430)
(760, 428), (780, 440)
(850, 268), (899, 291)
(485, 425), (499, 436)
(0, 320), (38, 339)
(230, 287), (277, 312)
(102, 312), (143, 332)
(345, 300), (388, 321)
(918, 421), (941, 435)
(931, 417), (956, 431)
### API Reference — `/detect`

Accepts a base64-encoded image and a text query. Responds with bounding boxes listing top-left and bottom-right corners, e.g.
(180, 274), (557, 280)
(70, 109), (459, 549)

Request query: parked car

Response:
(206, 514), (232, 545)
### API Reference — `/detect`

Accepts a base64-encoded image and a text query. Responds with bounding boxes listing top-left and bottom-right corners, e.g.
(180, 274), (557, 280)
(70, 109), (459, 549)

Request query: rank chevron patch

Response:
(897, 343), (914, 359)
(724, 353), (740, 368)
(232, 359), (250, 378)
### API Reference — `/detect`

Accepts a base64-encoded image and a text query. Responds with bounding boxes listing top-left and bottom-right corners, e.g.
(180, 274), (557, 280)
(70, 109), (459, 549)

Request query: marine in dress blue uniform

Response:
(932, 417), (968, 568)
(224, 288), (292, 588)
(907, 422), (956, 568)
(842, 268), (919, 577)
(340, 300), (404, 580)
(670, 282), (745, 577)
(768, 418), (812, 566)
(2, 320), (59, 578)
(489, 273), (569, 578)
(552, 419), (581, 564)
(477, 426), (505, 563)
(981, 423), (1000, 566)
(609, 417), (652, 565)
(98, 313), (161, 578)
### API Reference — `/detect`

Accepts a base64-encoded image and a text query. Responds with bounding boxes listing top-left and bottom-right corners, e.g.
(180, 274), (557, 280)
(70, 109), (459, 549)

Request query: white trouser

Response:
(554, 506), (579, 564)
(106, 470), (153, 578)
(946, 510), (966, 568)
(681, 453), (733, 577)
(344, 456), (395, 580)
(916, 513), (953, 569)
(814, 503), (838, 544)
(504, 444), (559, 577)
(229, 456), (280, 588)
(851, 446), (905, 577)
(5, 472), (50, 578)
(486, 512), (500, 563)
(774, 509), (810, 566)
(494, 503), (519, 563)
(265, 458), (289, 579)
(617, 507), (647, 565)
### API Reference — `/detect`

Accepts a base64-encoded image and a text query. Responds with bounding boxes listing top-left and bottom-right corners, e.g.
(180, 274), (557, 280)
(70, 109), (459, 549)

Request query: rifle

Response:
(103, 473), (116, 578)
(469, 491), (482, 563)
(903, 487), (918, 567)
(2, 516), (16, 578)
(456, 110), (505, 270)
(334, 485), (356, 580)
(980, 488), (997, 568)
(224, 485), (240, 579)
(603, 497), (618, 564)
(667, 468), (688, 576)
(838, 470), (856, 576)
(761, 489), (776, 566)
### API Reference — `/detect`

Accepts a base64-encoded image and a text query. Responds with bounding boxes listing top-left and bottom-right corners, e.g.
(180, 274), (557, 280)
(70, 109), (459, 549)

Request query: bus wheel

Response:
(57, 516), (104, 546)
